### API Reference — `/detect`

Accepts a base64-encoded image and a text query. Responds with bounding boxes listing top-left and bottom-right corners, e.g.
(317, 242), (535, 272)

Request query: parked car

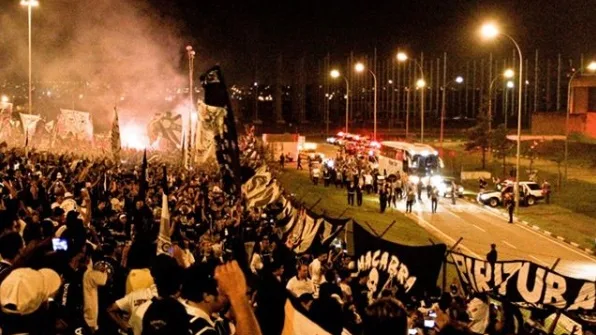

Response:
(437, 177), (465, 198)
(477, 181), (544, 207)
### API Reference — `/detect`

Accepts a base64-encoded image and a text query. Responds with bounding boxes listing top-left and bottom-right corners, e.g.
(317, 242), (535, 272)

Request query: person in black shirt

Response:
(356, 184), (363, 207)
(0, 232), (24, 282)
(347, 182), (355, 206)
(379, 188), (387, 213)
(486, 244), (498, 288)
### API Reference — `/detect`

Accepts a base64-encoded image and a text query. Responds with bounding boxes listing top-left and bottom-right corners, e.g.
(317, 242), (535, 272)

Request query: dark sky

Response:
(149, 0), (596, 83)
(1, 0), (595, 85)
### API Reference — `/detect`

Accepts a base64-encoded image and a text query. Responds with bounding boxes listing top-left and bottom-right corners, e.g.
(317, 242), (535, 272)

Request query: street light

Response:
(488, 69), (515, 132)
(21, 0), (38, 114)
(354, 62), (378, 140)
(439, 76), (464, 148)
(397, 52), (426, 143)
(330, 69), (350, 134)
(565, 61), (596, 182)
(480, 21), (524, 218)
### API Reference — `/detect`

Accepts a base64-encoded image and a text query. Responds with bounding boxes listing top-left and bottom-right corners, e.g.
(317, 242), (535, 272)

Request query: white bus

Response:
(376, 141), (444, 185)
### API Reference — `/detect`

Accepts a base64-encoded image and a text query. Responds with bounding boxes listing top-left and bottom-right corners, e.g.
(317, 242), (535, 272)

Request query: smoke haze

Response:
(0, 0), (199, 132)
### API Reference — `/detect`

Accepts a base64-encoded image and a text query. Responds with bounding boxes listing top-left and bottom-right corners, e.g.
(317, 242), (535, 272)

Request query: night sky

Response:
(151, 0), (595, 82)
(1, 0), (595, 85)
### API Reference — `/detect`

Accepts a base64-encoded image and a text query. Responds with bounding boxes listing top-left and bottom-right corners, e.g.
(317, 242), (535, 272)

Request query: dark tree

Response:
(465, 112), (490, 169)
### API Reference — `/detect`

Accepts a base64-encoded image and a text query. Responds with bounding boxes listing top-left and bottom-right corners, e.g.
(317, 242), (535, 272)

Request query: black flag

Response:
(199, 66), (242, 198)
(139, 149), (148, 200)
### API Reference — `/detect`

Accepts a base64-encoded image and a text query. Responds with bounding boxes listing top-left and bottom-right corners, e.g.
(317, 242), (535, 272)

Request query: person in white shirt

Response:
(83, 267), (108, 332)
(286, 264), (315, 298)
(309, 251), (328, 297)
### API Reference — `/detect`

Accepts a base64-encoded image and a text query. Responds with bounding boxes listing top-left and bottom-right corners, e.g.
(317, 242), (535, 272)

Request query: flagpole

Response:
(186, 45), (195, 165)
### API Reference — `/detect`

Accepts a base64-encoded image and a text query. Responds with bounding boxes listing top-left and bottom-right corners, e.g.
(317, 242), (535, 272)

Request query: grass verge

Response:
(276, 167), (460, 287)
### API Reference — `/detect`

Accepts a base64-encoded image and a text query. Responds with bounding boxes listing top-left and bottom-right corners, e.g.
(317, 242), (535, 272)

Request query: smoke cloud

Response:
(0, 0), (197, 136)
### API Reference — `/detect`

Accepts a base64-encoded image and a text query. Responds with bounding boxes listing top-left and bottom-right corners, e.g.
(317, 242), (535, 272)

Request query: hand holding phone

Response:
(52, 238), (68, 251)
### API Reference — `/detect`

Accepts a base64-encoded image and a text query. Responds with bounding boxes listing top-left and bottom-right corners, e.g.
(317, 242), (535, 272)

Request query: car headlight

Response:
(458, 186), (464, 193)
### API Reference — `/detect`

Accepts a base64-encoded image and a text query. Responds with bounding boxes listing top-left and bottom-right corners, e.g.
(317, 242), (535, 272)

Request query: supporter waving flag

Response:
(111, 106), (121, 163)
(200, 66), (242, 198)
(157, 165), (174, 256)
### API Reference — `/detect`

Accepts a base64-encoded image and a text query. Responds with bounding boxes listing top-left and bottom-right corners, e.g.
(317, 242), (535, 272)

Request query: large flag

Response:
(139, 149), (148, 200)
(111, 107), (121, 163)
(147, 112), (183, 149)
(56, 109), (94, 141)
(451, 252), (596, 311)
(199, 66), (242, 198)
(19, 113), (41, 136)
(352, 223), (446, 302)
(157, 165), (174, 256)
(181, 131), (187, 169)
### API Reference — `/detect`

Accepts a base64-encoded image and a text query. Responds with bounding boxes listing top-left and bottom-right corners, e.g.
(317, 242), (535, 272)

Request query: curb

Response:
(464, 197), (595, 256)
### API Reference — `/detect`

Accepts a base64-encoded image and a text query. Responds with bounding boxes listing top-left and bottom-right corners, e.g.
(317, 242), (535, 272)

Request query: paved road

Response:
(402, 196), (596, 281)
(314, 142), (596, 281)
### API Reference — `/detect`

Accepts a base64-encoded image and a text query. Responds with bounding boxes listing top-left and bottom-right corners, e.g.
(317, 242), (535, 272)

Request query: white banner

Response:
(57, 109), (94, 140)
(19, 113), (41, 135)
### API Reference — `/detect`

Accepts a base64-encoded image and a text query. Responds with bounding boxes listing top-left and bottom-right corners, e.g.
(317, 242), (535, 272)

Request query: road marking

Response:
(530, 255), (548, 266)
(501, 240), (518, 249)
(466, 199), (596, 263)
(515, 220), (596, 263)
(472, 224), (486, 232)
(406, 212), (480, 258)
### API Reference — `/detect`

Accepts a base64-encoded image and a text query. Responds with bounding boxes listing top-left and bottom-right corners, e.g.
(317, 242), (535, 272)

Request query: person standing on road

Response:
(450, 181), (457, 205)
(431, 186), (439, 214)
(506, 195), (515, 223)
(395, 177), (403, 201)
(486, 244), (498, 288)
(542, 180), (551, 204)
(379, 187), (388, 213)
(417, 180), (423, 201)
(280, 153), (285, 169)
(347, 181), (356, 206)
(406, 189), (415, 213)
(323, 167), (331, 187)
(297, 155), (303, 170)
(426, 183), (432, 199)
(356, 183), (363, 207)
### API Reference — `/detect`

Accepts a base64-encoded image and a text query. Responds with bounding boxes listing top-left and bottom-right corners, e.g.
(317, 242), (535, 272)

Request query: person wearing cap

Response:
(0, 268), (61, 334)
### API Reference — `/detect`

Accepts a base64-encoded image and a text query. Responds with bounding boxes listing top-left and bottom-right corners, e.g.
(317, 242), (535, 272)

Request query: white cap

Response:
(64, 192), (73, 199)
(0, 268), (61, 315)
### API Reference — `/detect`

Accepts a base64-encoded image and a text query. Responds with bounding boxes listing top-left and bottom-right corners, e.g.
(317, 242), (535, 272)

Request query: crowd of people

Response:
(0, 129), (589, 335)
(304, 152), (457, 214)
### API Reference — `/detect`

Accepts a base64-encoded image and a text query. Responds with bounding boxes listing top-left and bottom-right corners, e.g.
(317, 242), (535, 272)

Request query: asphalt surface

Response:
(315, 142), (596, 281)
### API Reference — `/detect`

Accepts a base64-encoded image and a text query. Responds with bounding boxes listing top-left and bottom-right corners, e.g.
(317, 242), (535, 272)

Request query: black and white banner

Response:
(353, 223), (446, 302)
(200, 66), (242, 198)
(242, 166), (281, 208)
(451, 252), (596, 311)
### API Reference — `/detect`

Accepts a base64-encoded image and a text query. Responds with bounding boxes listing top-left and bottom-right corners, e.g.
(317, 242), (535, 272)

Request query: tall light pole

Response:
(355, 62), (378, 140)
(186, 45), (195, 151)
(481, 22), (524, 217)
(21, 0), (39, 114)
(440, 76), (464, 149)
(565, 61), (596, 182)
(330, 69), (350, 134)
(488, 69), (515, 133)
(397, 52), (426, 143)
